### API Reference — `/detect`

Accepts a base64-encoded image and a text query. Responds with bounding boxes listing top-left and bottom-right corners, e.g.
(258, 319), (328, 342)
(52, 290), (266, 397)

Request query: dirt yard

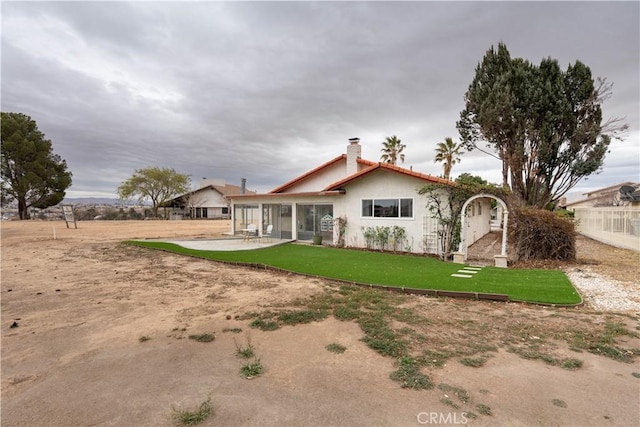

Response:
(1, 220), (639, 426)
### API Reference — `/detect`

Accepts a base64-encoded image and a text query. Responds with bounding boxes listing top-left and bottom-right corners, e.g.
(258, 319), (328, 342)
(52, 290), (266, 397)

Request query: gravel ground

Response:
(471, 233), (639, 313)
(565, 266), (640, 313)
(568, 235), (640, 313)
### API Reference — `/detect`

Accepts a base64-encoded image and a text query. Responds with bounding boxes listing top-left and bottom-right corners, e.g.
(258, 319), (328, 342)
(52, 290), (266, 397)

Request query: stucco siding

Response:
(336, 170), (442, 253)
(192, 188), (228, 207)
(464, 198), (492, 246)
(276, 160), (374, 194)
(277, 162), (347, 193)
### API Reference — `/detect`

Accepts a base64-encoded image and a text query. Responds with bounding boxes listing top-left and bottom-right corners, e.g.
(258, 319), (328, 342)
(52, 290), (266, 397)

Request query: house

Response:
(228, 138), (493, 255)
(162, 179), (256, 219)
(565, 182), (640, 252)
(565, 181), (640, 209)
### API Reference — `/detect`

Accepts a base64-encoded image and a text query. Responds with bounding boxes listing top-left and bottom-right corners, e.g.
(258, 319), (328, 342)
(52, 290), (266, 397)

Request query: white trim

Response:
(459, 194), (509, 259)
(360, 197), (415, 220)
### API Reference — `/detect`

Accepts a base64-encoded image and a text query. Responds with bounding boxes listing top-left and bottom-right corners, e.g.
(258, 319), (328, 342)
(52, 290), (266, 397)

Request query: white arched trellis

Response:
(458, 193), (509, 261)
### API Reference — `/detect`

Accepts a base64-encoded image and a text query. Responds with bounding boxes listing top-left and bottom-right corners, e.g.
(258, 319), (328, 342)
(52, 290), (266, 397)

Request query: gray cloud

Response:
(2, 1), (638, 199)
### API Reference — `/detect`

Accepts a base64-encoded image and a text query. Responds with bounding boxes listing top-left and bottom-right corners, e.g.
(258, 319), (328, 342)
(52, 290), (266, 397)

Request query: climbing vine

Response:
(334, 216), (347, 248)
(418, 173), (505, 261)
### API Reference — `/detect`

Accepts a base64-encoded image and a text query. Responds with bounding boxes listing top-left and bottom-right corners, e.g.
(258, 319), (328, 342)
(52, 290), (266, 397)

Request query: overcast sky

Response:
(2, 1), (639, 202)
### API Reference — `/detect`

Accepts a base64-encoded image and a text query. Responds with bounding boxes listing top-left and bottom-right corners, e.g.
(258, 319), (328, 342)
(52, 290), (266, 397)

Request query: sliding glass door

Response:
(262, 204), (293, 239)
(296, 204), (333, 241)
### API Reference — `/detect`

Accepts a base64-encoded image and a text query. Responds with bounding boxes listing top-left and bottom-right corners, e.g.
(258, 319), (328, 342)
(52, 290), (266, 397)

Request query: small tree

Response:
(1, 112), (73, 219)
(380, 135), (406, 165)
(117, 167), (190, 218)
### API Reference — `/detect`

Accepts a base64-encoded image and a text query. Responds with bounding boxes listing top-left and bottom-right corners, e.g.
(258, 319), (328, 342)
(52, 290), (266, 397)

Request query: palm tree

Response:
(380, 135), (406, 165)
(434, 137), (463, 180)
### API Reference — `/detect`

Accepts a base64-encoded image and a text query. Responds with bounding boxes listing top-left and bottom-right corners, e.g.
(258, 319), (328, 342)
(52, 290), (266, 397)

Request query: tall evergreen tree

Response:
(457, 43), (627, 208)
(1, 112), (72, 219)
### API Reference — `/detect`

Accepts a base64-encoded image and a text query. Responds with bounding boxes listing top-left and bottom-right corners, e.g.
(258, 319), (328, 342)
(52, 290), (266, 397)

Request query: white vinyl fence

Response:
(573, 207), (640, 252)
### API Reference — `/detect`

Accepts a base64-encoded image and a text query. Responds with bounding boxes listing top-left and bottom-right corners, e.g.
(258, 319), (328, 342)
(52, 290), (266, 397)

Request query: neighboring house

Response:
(565, 182), (640, 252)
(162, 179), (256, 219)
(565, 182), (640, 209)
(228, 138), (493, 255)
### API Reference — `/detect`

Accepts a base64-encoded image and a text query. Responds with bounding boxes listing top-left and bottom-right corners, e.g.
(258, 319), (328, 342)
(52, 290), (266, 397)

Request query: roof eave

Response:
(323, 162), (454, 191)
(229, 190), (345, 200)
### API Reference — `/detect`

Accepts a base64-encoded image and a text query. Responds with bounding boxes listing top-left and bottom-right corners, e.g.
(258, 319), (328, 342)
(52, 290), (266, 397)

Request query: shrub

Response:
(390, 225), (407, 253)
(509, 207), (576, 260)
(374, 226), (391, 251)
(362, 227), (376, 250)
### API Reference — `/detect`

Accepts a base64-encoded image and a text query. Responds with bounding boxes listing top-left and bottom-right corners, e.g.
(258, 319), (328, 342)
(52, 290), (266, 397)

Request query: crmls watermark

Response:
(417, 412), (468, 425)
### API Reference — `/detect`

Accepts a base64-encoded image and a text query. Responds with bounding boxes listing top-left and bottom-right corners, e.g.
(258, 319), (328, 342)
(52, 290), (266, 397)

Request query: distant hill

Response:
(62, 198), (148, 206)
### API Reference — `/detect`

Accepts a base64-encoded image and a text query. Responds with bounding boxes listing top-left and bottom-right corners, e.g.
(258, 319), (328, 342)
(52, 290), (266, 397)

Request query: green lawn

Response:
(126, 241), (582, 305)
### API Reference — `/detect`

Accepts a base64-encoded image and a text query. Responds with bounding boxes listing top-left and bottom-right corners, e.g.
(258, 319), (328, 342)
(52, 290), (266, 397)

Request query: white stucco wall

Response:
(231, 171), (494, 255)
(169, 188), (230, 219)
(335, 170), (447, 253)
(192, 188), (228, 207)
(277, 159), (371, 194)
(464, 198), (492, 246)
(278, 161), (347, 193)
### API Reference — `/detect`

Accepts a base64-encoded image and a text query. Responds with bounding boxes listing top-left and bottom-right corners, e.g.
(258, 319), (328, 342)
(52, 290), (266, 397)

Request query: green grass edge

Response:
(124, 240), (582, 306)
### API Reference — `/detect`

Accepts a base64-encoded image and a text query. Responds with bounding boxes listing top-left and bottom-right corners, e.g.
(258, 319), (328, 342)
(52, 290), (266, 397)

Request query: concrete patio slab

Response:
(151, 238), (292, 251)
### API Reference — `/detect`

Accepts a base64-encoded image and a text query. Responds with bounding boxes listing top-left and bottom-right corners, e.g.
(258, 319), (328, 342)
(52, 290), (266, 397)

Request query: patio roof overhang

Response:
(229, 190), (345, 201)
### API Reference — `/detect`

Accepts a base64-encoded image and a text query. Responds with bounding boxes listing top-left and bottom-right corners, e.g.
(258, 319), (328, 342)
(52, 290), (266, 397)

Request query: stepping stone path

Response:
(451, 266), (483, 278)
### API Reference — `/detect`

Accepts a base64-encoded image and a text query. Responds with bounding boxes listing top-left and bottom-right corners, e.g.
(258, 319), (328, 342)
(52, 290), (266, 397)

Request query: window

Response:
(221, 207), (229, 215)
(362, 199), (373, 217)
(362, 198), (413, 218)
(400, 199), (413, 218)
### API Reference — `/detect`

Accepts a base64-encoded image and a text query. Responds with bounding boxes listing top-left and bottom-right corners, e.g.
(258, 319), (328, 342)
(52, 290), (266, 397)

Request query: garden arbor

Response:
(454, 194), (509, 268)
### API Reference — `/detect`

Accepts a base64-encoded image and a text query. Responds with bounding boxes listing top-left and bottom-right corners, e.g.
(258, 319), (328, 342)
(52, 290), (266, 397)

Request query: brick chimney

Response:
(346, 137), (361, 176)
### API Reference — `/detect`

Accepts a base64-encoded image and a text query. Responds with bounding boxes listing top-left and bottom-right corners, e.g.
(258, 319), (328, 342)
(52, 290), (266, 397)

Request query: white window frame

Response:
(361, 197), (414, 219)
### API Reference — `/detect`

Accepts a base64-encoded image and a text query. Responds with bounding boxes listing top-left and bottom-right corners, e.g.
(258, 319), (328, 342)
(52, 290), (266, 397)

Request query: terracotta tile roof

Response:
(230, 190), (345, 199)
(358, 158), (378, 167)
(229, 153), (450, 201)
(324, 162), (453, 191)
